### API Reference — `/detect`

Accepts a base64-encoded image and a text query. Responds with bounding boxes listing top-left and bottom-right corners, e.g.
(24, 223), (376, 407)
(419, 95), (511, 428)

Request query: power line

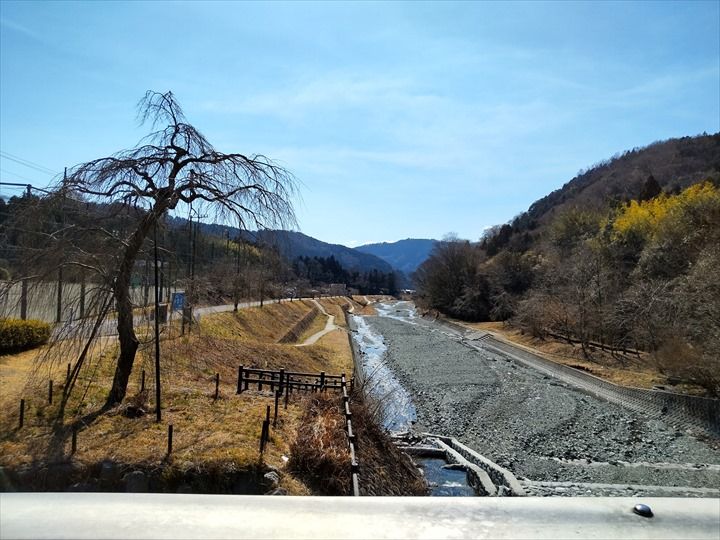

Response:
(0, 168), (39, 184)
(0, 151), (58, 176)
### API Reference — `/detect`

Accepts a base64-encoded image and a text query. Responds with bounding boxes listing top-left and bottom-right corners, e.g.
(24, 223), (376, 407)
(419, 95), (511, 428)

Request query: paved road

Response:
(54, 296), (343, 339)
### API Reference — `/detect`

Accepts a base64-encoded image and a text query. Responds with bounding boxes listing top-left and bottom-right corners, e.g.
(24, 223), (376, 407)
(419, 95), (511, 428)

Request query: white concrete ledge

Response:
(2, 493), (719, 539)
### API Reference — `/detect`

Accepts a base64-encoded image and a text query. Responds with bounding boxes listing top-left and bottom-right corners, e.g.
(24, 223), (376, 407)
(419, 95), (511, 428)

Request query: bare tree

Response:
(59, 91), (296, 408)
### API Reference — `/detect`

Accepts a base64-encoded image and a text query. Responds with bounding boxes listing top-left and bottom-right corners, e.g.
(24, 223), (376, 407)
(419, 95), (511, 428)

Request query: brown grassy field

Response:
(0, 300), (356, 494)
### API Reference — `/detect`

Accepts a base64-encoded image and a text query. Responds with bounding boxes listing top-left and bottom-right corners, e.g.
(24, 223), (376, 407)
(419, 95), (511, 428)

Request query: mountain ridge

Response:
(164, 218), (395, 274)
(356, 238), (437, 275)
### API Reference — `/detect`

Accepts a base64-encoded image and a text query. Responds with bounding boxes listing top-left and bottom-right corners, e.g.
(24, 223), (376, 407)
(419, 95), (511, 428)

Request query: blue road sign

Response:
(171, 292), (185, 311)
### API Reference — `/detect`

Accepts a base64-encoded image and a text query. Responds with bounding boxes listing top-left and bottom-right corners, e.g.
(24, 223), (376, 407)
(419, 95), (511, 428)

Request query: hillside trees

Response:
(415, 236), (491, 320)
(415, 181), (720, 394)
(292, 255), (398, 295)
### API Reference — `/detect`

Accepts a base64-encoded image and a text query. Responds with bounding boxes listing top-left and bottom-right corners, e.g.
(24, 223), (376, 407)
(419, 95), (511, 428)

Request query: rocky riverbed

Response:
(363, 302), (720, 495)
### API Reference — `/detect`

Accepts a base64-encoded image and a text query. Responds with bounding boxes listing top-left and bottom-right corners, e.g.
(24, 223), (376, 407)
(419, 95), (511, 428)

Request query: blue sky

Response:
(1, 1), (718, 246)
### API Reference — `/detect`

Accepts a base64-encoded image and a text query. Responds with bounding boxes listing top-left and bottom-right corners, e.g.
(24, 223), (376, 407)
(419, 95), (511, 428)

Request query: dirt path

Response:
(295, 300), (339, 347)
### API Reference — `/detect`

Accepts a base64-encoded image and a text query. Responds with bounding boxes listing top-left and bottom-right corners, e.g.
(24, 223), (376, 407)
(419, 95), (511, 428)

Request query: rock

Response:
(263, 471), (280, 488)
(66, 481), (97, 492)
(123, 470), (148, 492)
(99, 461), (119, 483)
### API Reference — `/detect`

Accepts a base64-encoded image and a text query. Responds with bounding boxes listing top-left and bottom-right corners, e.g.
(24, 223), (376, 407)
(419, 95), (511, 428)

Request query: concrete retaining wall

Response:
(277, 307), (319, 343)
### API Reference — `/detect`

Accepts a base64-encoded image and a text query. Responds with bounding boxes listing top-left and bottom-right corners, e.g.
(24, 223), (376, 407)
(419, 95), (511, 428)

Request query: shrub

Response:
(288, 394), (350, 495)
(0, 318), (51, 353)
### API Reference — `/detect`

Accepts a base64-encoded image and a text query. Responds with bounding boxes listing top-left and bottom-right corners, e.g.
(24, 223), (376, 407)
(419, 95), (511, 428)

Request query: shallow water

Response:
(417, 458), (476, 497)
(352, 300), (477, 496)
(351, 312), (417, 432)
(374, 301), (420, 325)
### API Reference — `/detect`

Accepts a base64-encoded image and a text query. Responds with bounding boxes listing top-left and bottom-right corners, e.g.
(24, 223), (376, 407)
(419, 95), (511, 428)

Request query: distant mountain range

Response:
(356, 238), (437, 275)
(249, 230), (394, 273)
(166, 218), (395, 274)
(167, 220), (440, 278)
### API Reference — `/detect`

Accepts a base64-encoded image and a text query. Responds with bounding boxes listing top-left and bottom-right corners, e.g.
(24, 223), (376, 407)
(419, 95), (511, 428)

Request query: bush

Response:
(288, 394), (350, 495)
(0, 318), (51, 353)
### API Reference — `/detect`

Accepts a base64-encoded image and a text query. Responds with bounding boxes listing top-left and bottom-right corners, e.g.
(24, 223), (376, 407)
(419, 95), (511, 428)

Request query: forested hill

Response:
(175, 222), (394, 274)
(415, 133), (720, 396)
(249, 230), (394, 273)
(355, 238), (437, 275)
(520, 134), (719, 227)
(482, 133), (720, 255)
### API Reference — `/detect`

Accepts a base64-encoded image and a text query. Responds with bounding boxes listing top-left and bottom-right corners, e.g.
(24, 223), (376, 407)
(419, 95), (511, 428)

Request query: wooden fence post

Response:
(259, 420), (268, 454)
(48, 380), (53, 405)
(237, 365), (244, 394)
(167, 424), (173, 456)
(320, 371), (325, 390)
(273, 390), (280, 427)
(260, 405), (271, 454)
(258, 372), (264, 391)
(284, 384), (289, 409)
(19, 399), (25, 429)
(279, 368), (285, 395)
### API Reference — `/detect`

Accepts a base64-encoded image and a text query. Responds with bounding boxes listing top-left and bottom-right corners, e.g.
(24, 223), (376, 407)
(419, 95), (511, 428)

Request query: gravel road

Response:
(364, 302), (720, 495)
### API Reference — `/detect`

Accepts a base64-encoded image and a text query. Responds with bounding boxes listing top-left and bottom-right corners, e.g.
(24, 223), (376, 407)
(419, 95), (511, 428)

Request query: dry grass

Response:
(308, 330), (354, 375)
(0, 300), (355, 494)
(351, 296), (378, 316)
(316, 297), (357, 328)
(203, 300), (315, 342)
(288, 393), (351, 495)
(351, 392), (427, 496)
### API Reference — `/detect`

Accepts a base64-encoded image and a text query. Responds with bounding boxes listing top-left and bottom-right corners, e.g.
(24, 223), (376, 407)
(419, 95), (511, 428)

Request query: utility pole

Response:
(154, 220), (162, 422)
(56, 168), (67, 324)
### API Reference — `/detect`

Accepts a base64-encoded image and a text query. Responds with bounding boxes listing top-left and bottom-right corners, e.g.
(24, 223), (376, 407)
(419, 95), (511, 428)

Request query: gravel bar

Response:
(365, 304), (720, 494)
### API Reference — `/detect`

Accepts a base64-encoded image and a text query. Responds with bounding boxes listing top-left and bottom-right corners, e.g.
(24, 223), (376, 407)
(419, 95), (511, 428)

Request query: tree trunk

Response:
(105, 272), (140, 407)
(104, 207), (166, 408)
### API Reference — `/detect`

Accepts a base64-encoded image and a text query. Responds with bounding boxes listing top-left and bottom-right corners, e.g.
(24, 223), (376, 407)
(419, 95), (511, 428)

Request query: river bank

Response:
(359, 300), (720, 495)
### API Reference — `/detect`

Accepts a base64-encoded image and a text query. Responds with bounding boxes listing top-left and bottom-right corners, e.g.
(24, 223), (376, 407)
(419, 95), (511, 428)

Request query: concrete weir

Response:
(393, 432), (526, 497)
